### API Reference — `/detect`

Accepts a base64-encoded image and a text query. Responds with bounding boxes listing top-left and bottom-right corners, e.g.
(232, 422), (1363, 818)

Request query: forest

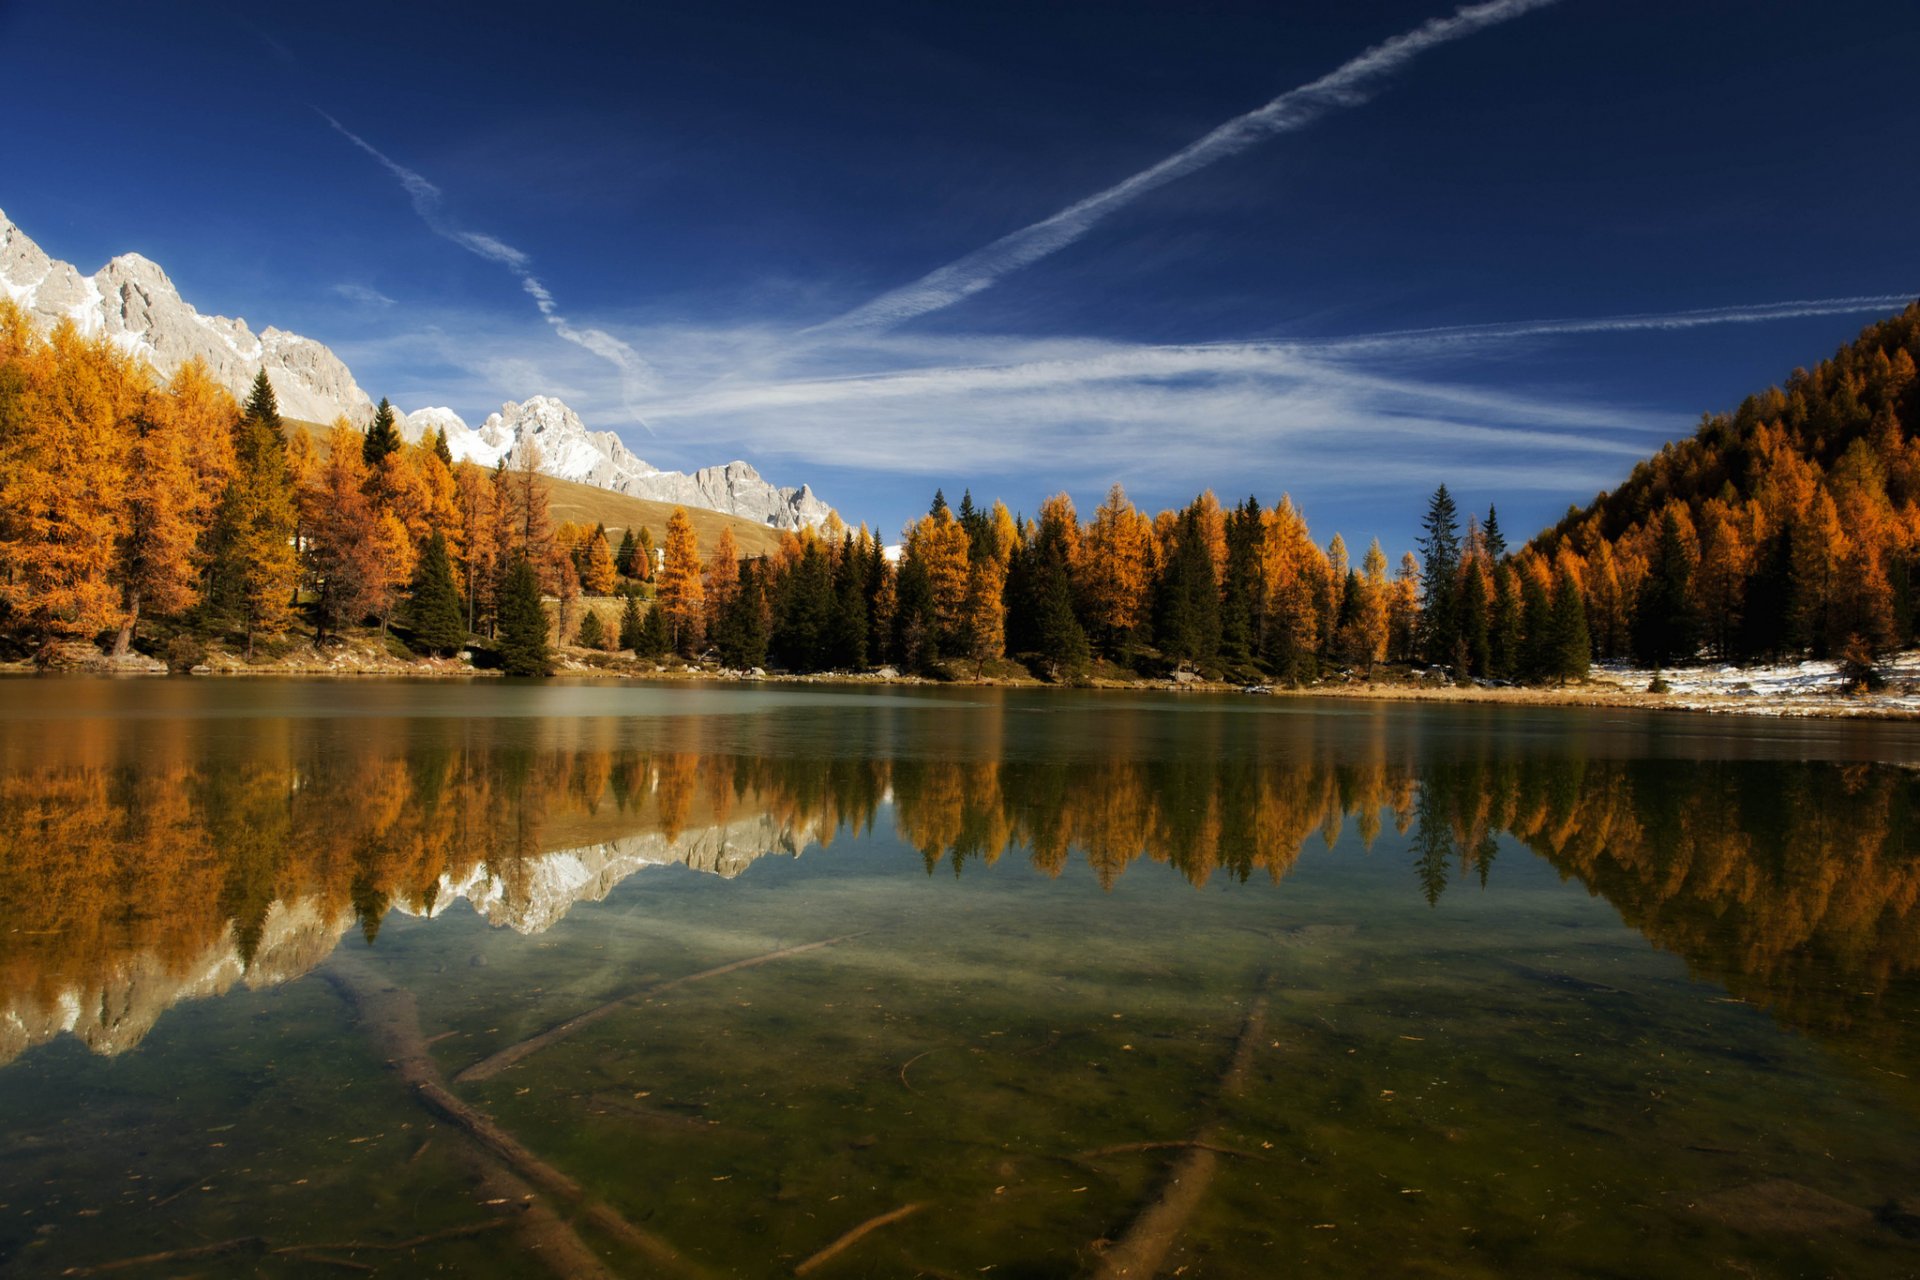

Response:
(2, 298), (1917, 682)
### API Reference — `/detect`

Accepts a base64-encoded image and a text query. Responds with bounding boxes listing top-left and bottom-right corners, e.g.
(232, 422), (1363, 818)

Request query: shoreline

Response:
(5, 645), (1919, 720)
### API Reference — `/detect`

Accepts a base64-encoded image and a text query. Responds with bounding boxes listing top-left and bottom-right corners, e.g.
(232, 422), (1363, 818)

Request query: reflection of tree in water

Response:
(2, 710), (1918, 1076)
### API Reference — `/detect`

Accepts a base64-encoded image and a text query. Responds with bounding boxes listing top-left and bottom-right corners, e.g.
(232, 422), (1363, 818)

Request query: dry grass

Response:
(287, 418), (789, 559)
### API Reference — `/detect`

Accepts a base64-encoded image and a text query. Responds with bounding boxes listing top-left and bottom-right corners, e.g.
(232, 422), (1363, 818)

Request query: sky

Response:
(5, 0), (1919, 552)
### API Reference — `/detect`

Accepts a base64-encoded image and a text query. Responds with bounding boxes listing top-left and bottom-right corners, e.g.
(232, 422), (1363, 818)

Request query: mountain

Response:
(0, 208), (835, 530)
(403, 398), (836, 530)
(0, 208), (375, 425)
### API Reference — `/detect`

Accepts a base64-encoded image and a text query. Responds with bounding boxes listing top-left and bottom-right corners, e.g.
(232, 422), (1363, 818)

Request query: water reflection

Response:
(2, 695), (1915, 1081)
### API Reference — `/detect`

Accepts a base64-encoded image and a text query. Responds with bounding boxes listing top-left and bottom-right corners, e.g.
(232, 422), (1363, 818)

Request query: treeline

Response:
(0, 303), (602, 670)
(1529, 302), (1920, 665)
(10, 298), (1920, 681)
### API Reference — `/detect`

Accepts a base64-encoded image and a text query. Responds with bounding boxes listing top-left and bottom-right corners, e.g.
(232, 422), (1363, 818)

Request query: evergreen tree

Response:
(1154, 505), (1221, 667)
(1549, 568), (1591, 682)
(618, 592), (645, 651)
(615, 528), (640, 578)
(1518, 571), (1553, 682)
(430, 426), (454, 466)
(406, 531), (467, 656)
(208, 372), (299, 657)
(1032, 559), (1090, 682)
(496, 556), (551, 676)
(828, 539), (870, 670)
(636, 598), (670, 658)
(576, 609), (608, 650)
(362, 397), (402, 468)
(1457, 559), (1490, 677)
(1633, 510), (1696, 667)
(1220, 497), (1264, 665)
(712, 559), (770, 669)
(892, 553), (938, 671)
(773, 540), (834, 672)
(1417, 485), (1462, 665)
(1489, 562), (1522, 678)
(1482, 505), (1506, 561)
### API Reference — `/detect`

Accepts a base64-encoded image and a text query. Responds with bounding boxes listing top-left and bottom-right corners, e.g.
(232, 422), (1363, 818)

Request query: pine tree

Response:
(576, 609), (608, 651)
(615, 528), (640, 578)
(209, 372), (300, 657)
(1417, 485), (1461, 665)
(431, 426), (454, 466)
(618, 592), (645, 651)
(362, 398), (402, 467)
(496, 556), (551, 676)
(407, 531), (467, 656)
(1482, 506), (1506, 561)
(1633, 510), (1696, 666)
(1457, 558), (1490, 677)
(633, 598), (670, 658)
(1032, 559), (1090, 682)
(1549, 567), (1591, 682)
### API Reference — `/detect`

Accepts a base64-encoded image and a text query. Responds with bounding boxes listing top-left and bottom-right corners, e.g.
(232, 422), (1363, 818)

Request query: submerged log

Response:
(456, 932), (865, 1083)
(1086, 977), (1272, 1280)
(60, 1237), (266, 1276)
(323, 955), (711, 1280)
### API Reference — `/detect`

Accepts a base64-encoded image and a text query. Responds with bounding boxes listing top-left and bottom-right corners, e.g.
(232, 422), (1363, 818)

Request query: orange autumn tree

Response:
(1079, 484), (1155, 657)
(656, 507), (705, 654)
(0, 313), (137, 643)
(303, 425), (412, 637)
(704, 526), (740, 618)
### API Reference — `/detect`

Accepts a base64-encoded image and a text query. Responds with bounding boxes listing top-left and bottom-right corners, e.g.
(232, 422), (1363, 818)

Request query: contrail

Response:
(1306, 294), (1920, 355)
(806, 0), (1563, 338)
(316, 110), (656, 426)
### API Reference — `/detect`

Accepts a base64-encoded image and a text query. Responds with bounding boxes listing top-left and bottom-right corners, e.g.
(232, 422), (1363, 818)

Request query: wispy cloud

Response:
(329, 282), (396, 308)
(807, 0), (1563, 338)
(315, 109), (657, 426)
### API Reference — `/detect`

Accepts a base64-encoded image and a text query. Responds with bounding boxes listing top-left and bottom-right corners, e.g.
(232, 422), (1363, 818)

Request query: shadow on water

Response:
(0, 680), (1917, 1276)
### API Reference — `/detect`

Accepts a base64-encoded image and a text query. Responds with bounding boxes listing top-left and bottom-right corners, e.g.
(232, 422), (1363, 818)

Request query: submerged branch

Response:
(456, 932), (866, 1083)
(1085, 975), (1273, 1280)
(794, 1202), (927, 1276)
(322, 955), (712, 1280)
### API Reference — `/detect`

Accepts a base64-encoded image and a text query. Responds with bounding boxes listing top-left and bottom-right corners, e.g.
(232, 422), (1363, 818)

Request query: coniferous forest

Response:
(2, 299), (1917, 683)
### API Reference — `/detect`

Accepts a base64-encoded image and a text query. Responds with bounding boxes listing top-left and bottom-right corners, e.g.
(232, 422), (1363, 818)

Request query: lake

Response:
(1, 679), (1917, 1278)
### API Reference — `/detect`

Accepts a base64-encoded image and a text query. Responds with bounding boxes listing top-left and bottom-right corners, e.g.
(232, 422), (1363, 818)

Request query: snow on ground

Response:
(1588, 651), (1920, 716)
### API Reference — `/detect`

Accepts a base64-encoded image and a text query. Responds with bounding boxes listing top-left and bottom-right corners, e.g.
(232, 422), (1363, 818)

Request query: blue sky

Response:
(6, 0), (1918, 552)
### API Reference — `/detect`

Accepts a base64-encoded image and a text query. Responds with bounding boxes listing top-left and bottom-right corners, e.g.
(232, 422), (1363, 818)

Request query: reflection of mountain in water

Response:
(2, 708), (1916, 1076)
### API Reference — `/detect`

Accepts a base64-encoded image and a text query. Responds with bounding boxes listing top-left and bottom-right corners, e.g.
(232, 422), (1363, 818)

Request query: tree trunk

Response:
(112, 591), (141, 657)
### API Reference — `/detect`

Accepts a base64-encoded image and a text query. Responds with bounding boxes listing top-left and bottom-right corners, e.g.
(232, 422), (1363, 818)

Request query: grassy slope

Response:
(288, 418), (789, 559)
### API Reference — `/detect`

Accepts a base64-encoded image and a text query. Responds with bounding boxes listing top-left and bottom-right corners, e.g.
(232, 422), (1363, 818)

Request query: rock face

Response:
(1, 208), (835, 530)
(404, 398), (835, 530)
(0, 208), (374, 425)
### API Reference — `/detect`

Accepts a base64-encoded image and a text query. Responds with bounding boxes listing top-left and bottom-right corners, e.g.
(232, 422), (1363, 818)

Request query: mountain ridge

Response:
(0, 208), (834, 530)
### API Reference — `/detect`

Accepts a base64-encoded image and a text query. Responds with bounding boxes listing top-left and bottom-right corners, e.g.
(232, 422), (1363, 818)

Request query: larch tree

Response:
(655, 507), (705, 655)
(0, 320), (135, 644)
(1080, 484), (1154, 657)
(578, 524), (618, 595)
(113, 389), (202, 654)
(704, 526), (741, 618)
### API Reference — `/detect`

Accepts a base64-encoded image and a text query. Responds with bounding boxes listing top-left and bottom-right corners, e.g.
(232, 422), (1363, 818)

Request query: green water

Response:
(1, 679), (1917, 1277)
